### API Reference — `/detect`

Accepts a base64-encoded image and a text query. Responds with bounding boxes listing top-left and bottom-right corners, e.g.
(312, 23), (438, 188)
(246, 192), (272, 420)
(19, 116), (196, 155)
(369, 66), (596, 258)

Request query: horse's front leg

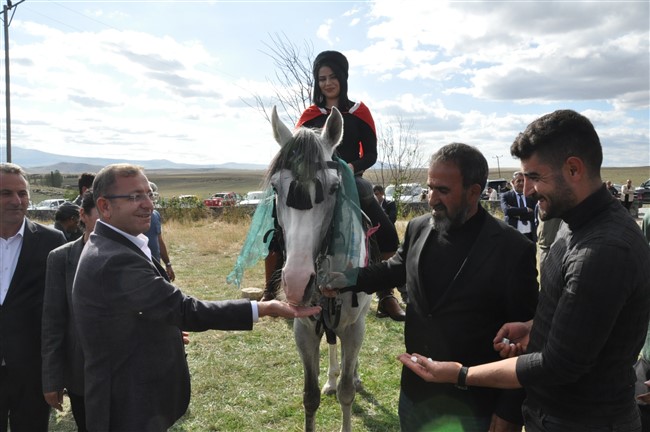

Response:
(322, 342), (339, 396)
(337, 318), (367, 432)
(294, 318), (322, 432)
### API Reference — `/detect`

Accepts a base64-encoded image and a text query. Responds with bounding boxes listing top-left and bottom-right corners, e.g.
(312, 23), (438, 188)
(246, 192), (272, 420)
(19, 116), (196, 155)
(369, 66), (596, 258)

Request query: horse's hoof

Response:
(354, 380), (364, 392)
(322, 386), (337, 396)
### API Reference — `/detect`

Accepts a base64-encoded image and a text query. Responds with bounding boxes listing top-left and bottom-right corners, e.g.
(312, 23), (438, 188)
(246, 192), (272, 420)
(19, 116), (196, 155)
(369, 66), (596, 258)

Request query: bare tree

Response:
(244, 33), (315, 125)
(375, 117), (425, 216)
(249, 35), (426, 216)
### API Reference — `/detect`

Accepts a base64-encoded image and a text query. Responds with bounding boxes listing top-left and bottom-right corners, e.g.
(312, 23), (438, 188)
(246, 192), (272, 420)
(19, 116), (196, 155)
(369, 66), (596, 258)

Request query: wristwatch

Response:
(165, 262), (172, 267)
(456, 366), (469, 390)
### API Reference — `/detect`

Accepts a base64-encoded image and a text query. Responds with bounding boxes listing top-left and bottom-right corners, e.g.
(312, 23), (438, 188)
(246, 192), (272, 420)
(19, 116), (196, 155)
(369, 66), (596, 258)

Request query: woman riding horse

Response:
(263, 50), (405, 321)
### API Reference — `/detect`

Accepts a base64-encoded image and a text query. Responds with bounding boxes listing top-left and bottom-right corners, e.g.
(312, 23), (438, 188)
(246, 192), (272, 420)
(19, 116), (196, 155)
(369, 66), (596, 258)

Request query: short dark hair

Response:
(80, 189), (95, 213)
(430, 143), (488, 190)
(78, 172), (95, 194)
(93, 164), (143, 203)
(510, 110), (602, 177)
(373, 185), (385, 194)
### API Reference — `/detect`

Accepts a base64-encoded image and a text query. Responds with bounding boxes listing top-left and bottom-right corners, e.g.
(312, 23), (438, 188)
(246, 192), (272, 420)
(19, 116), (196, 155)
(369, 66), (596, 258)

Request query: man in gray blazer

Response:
(42, 190), (99, 431)
(72, 163), (319, 432)
(0, 163), (66, 431)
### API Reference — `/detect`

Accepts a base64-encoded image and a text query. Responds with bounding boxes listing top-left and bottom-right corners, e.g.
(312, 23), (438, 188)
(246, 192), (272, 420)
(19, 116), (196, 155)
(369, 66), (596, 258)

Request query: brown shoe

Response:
(377, 295), (406, 321)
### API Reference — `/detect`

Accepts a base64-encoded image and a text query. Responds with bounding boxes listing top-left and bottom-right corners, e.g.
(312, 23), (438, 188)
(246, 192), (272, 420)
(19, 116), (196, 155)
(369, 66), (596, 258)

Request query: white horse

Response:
(267, 106), (371, 432)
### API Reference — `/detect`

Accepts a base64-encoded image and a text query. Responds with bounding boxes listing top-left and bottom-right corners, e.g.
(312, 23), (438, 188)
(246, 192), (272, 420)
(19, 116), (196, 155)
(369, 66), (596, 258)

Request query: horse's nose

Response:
(282, 269), (315, 305)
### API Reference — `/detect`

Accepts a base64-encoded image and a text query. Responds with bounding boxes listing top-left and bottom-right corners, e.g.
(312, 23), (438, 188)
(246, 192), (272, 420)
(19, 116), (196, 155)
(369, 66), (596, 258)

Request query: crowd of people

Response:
(1, 49), (649, 432)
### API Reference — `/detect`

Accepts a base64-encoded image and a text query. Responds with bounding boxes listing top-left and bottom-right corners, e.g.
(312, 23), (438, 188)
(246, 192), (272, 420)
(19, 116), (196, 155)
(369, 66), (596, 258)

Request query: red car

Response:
(203, 192), (241, 207)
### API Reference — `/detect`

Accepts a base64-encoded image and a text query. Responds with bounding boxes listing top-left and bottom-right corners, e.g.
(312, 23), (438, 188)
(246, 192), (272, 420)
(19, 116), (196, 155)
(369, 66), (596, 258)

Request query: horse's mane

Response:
(264, 127), (330, 189)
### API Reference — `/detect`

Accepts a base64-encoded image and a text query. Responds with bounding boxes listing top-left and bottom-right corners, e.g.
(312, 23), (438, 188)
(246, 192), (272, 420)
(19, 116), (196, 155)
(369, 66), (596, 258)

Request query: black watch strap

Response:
(456, 366), (469, 390)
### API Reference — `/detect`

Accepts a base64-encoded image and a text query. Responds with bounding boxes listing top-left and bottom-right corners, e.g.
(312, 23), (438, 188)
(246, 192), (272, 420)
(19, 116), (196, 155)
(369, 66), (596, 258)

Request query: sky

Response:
(0, 0), (648, 169)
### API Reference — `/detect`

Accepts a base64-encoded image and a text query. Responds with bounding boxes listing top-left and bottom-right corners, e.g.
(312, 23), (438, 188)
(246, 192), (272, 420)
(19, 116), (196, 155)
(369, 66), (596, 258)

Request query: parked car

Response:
(239, 190), (266, 206)
(203, 191), (242, 208)
(481, 178), (509, 200)
(635, 178), (650, 203)
(385, 183), (425, 203)
(34, 198), (68, 210)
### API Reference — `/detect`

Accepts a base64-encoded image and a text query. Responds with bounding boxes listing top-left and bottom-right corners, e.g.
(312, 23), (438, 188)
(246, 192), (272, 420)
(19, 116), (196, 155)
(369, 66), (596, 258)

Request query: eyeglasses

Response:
(103, 191), (159, 203)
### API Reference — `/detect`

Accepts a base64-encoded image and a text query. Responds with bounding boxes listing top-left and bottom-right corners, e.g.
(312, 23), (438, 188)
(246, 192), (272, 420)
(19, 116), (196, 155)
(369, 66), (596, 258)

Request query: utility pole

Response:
(492, 155), (503, 178)
(2, 0), (25, 163)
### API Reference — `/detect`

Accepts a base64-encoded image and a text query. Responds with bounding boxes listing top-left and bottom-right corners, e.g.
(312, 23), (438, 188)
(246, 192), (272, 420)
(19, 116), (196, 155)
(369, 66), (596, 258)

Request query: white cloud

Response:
(316, 19), (334, 45)
(1, 1), (646, 169)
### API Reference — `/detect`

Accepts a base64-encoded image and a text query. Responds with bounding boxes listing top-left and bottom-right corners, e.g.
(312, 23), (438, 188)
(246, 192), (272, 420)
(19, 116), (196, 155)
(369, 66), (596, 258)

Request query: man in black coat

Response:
(0, 163), (66, 431)
(500, 171), (538, 242)
(373, 184), (397, 224)
(329, 144), (539, 431)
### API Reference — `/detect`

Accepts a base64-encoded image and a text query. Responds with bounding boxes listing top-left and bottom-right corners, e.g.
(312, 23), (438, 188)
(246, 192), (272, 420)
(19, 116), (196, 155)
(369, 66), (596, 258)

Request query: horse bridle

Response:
(266, 159), (358, 341)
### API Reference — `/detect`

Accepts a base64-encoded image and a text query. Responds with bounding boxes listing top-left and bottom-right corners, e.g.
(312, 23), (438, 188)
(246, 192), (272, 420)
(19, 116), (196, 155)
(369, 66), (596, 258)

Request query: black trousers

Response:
(0, 365), (50, 432)
(68, 391), (88, 432)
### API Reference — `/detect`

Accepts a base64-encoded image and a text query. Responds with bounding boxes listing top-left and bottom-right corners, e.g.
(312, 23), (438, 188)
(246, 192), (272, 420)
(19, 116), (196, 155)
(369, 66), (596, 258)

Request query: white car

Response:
(34, 198), (68, 210)
(385, 183), (425, 203)
(239, 190), (266, 206)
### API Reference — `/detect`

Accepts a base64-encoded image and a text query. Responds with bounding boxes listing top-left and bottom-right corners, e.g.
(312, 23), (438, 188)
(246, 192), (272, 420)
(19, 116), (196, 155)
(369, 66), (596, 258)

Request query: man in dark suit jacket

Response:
(500, 171), (538, 242)
(331, 144), (539, 431)
(42, 190), (99, 432)
(72, 164), (319, 432)
(373, 184), (397, 224)
(0, 163), (67, 431)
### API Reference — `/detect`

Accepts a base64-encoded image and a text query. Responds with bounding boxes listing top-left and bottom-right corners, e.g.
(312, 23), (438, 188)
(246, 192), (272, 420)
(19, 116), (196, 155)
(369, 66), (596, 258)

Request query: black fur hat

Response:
(312, 50), (349, 80)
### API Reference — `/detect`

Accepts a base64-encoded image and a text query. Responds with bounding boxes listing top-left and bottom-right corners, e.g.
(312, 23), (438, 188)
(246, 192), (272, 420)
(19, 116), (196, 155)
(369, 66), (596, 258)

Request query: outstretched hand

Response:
(397, 353), (461, 385)
(257, 300), (321, 318)
(320, 271), (350, 289)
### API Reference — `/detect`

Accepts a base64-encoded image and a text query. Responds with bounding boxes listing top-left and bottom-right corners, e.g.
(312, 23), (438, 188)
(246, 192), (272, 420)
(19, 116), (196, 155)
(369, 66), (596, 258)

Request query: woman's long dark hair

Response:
(312, 60), (353, 112)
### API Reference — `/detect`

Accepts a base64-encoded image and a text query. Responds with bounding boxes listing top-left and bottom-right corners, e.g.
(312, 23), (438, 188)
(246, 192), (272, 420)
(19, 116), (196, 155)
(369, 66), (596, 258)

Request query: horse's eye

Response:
(329, 183), (339, 195)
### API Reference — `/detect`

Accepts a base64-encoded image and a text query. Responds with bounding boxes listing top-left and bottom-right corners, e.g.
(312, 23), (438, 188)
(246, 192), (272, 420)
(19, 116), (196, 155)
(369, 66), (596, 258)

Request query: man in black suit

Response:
(500, 171), (538, 242)
(0, 163), (66, 431)
(72, 163), (320, 431)
(373, 184), (397, 224)
(328, 144), (539, 431)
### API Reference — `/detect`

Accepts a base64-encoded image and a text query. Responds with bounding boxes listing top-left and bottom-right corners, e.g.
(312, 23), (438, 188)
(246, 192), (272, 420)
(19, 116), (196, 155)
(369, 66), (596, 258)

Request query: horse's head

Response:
(267, 106), (343, 305)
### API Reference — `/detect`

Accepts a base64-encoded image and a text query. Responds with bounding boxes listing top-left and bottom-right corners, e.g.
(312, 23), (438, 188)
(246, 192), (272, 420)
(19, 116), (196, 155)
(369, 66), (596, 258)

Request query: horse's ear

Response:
(321, 106), (344, 153)
(271, 106), (293, 147)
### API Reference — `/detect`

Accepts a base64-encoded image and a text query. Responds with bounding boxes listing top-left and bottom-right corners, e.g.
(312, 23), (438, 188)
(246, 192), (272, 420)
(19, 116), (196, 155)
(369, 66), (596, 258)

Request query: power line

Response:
(22, 0), (120, 32)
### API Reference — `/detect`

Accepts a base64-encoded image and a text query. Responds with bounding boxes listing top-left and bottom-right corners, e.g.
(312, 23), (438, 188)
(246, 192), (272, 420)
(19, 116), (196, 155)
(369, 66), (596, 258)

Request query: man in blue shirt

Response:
(144, 182), (175, 281)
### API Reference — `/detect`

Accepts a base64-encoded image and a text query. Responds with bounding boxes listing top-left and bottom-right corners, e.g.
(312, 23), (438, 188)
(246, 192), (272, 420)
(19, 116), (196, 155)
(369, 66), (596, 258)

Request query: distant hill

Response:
(5, 146), (267, 173)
